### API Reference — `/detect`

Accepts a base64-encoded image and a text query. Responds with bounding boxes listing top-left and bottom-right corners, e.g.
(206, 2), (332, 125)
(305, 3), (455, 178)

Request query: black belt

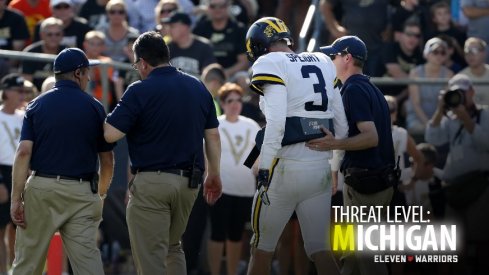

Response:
(137, 169), (191, 178)
(33, 172), (93, 182)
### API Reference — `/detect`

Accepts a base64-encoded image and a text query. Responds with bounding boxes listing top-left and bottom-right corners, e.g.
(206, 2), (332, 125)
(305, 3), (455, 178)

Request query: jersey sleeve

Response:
(249, 54), (286, 96)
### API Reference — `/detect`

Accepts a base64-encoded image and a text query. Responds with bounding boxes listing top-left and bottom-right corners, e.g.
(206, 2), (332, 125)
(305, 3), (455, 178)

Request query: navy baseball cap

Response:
(320, 35), (368, 61)
(53, 48), (100, 74)
(161, 12), (191, 26)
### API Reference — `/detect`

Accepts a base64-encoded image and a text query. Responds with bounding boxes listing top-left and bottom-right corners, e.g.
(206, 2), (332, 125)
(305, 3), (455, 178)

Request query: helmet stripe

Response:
(263, 19), (284, 33)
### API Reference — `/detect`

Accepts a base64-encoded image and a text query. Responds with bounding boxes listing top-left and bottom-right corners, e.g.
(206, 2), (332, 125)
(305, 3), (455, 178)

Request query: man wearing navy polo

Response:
(308, 36), (396, 275)
(10, 48), (114, 274)
(104, 31), (222, 275)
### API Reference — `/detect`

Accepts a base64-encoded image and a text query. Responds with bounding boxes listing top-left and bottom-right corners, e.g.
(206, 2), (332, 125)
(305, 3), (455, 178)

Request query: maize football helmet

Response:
(245, 17), (293, 62)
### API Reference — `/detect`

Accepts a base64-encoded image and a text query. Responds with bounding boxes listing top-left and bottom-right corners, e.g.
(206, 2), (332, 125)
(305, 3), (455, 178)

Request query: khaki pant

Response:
(12, 175), (103, 275)
(126, 172), (198, 275)
(341, 184), (393, 275)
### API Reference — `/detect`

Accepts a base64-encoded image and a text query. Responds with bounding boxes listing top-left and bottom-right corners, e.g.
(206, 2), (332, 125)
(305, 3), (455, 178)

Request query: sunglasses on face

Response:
(160, 8), (176, 14)
(209, 3), (227, 9)
(108, 9), (125, 15)
(404, 31), (421, 38)
(225, 97), (242, 104)
(329, 50), (348, 61)
(464, 47), (483, 55)
(45, 32), (62, 37)
(432, 50), (446, 56)
(53, 4), (70, 10)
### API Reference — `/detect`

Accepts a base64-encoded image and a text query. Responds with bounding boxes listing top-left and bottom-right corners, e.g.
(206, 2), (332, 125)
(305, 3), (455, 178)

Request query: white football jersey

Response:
(250, 51), (348, 169)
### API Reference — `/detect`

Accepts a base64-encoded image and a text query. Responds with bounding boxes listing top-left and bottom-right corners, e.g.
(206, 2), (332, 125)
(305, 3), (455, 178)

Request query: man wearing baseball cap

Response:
(162, 12), (216, 77)
(10, 48), (113, 275)
(308, 36), (396, 275)
(426, 74), (489, 273)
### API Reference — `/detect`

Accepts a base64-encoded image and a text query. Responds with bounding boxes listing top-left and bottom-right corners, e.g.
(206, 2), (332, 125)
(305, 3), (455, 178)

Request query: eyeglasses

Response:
(108, 9), (125, 15)
(132, 58), (141, 70)
(464, 47), (483, 55)
(404, 32), (421, 38)
(225, 97), (242, 104)
(432, 50), (446, 56)
(53, 4), (70, 10)
(209, 3), (227, 9)
(329, 50), (348, 61)
(88, 41), (104, 46)
(45, 32), (62, 37)
(160, 8), (176, 14)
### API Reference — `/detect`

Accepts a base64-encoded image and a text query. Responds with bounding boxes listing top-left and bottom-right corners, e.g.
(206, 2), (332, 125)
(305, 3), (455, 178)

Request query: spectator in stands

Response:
(391, 0), (423, 41)
(320, 0), (389, 76)
(33, 0), (92, 48)
(381, 19), (424, 105)
(79, 0), (109, 29)
(406, 37), (453, 140)
(98, 0), (139, 62)
(116, 33), (139, 90)
(0, 1), (30, 52)
(83, 30), (123, 110)
(202, 63), (226, 116)
(438, 34), (465, 74)
(425, 1), (466, 48)
(462, 0), (489, 63)
(208, 83), (260, 275)
(460, 37), (489, 106)
(21, 17), (66, 90)
(384, 95), (423, 219)
(425, 74), (489, 274)
(125, 0), (159, 33)
(0, 74), (26, 275)
(163, 12), (216, 78)
(193, 0), (249, 79)
(154, 0), (179, 38)
(8, 0), (51, 41)
(0, 0), (30, 77)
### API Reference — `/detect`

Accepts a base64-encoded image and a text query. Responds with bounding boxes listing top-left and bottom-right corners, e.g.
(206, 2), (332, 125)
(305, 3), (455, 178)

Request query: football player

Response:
(245, 17), (347, 275)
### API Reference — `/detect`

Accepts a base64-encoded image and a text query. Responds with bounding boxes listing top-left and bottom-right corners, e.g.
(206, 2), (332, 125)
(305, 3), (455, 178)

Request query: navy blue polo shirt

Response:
(106, 66), (218, 172)
(21, 80), (114, 178)
(340, 74), (395, 171)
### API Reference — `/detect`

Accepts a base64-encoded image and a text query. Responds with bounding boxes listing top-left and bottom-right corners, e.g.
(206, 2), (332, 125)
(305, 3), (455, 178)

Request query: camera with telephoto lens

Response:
(443, 89), (464, 108)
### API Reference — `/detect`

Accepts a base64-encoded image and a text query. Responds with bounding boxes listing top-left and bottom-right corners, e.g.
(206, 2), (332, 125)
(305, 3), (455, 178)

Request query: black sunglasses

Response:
(108, 9), (125, 15)
(329, 50), (349, 60)
(53, 4), (70, 9)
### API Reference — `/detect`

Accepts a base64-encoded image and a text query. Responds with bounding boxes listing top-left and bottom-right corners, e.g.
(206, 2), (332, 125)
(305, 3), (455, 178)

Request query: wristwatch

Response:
(99, 193), (107, 200)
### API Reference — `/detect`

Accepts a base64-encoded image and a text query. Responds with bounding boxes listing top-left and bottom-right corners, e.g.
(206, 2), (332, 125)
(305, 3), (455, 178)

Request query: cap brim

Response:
(88, 60), (101, 67)
(448, 84), (468, 92)
(320, 45), (339, 56)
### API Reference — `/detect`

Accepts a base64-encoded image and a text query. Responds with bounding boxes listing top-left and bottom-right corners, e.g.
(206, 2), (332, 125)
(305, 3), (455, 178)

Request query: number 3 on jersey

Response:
(302, 65), (328, 112)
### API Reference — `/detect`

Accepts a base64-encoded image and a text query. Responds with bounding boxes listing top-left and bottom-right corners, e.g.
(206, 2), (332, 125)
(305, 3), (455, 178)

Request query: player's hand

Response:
(203, 173), (222, 205)
(331, 171), (338, 195)
(11, 200), (26, 229)
(306, 126), (337, 151)
(451, 104), (470, 122)
(0, 184), (8, 204)
(257, 169), (270, 205)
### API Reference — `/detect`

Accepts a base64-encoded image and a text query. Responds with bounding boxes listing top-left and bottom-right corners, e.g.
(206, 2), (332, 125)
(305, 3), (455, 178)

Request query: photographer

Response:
(425, 73), (489, 274)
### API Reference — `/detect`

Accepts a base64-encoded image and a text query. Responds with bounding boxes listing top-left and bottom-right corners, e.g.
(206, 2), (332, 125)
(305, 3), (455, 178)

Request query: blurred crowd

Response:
(0, 0), (488, 275)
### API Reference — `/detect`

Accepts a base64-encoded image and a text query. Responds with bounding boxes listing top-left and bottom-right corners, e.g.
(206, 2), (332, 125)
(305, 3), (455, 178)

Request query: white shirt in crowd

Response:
(218, 115), (260, 197)
(0, 109), (24, 166)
